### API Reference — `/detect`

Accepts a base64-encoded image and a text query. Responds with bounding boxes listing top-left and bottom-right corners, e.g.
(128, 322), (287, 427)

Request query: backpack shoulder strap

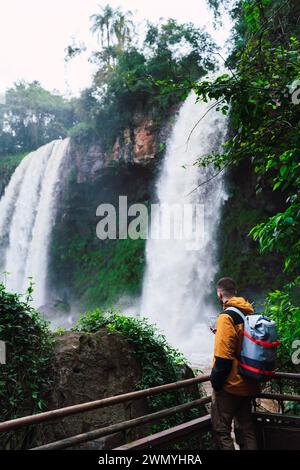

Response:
(220, 306), (246, 325)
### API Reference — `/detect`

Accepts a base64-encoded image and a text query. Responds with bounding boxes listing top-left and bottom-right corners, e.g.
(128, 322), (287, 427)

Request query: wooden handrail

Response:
(114, 415), (212, 450)
(0, 374), (210, 433)
(31, 397), (211, 450)
(257, 392), (300, 402)
(0, 371), (299, 436)
(30, 391), (300, 450)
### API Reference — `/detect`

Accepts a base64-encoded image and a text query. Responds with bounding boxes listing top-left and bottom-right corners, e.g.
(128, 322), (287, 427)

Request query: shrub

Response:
(74, 309), (206, 434)
(0, 283), (54, 422)
(0, 152), (27, 196)
(263, 278), (300, 371)
(68, 122), (96, 145)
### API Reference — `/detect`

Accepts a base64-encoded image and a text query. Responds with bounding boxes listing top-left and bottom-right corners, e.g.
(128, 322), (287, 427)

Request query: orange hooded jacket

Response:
(212, 296), (261, 396)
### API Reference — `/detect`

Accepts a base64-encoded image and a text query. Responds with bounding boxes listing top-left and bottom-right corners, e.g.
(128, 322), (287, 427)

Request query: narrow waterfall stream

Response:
(140, 93), (227, 366)
(0, 138), (69, 307)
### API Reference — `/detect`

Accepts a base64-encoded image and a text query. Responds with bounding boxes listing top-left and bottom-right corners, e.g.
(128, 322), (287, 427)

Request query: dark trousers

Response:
(211, 389), (257, 450)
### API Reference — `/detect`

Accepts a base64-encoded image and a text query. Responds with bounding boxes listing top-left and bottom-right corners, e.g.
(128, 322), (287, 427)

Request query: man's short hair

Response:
(216, 277), (237, 297)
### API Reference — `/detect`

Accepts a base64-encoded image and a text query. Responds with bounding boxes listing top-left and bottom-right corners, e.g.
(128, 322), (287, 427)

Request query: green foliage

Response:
(0, 152), (26, 170)
(0, 283), (54, 422)
(0, 152), (27, 196)
(74, 309), (205, 432)
(68, 121), (96, 145)
(58, 237), (146, 310)
(0, 81), (76, 155)
(206, 0), (239, 22)
(250, 200), (300, 273)
(144, 19), (215, 83)
(263, 279), (300, 369)
(216, 178), (284, 292)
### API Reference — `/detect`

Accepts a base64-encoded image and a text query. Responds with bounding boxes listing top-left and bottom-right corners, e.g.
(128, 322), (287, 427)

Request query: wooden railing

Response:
(0, 372), (299, 450)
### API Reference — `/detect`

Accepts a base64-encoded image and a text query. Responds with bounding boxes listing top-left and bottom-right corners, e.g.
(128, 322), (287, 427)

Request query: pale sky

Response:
(0, 0), (232, 97)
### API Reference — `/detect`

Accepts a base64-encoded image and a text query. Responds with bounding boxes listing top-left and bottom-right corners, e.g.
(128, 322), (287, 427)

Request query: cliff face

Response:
(70, 109), (177, 184)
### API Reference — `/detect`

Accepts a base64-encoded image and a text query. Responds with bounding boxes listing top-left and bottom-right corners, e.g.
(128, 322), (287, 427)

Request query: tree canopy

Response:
(0, 81), (76, 156)
(68, 4), (217, 149)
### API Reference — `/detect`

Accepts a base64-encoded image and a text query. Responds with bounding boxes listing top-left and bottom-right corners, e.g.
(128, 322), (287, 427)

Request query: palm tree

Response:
(113, 9), (134, 52)
(90, 4), (115, 49)
(90, 5), (134, 56)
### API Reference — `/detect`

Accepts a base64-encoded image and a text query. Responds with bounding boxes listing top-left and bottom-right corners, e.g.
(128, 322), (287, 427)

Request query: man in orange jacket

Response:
(210, 277), (260, 450)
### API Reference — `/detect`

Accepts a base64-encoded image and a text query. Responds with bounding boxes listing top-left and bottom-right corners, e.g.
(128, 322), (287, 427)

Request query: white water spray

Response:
(140, 93), (227, 366)
(0, 138), (69, 307)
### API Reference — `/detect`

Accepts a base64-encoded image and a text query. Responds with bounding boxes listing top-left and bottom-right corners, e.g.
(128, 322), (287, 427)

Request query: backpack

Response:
(225, 306), (280, 382)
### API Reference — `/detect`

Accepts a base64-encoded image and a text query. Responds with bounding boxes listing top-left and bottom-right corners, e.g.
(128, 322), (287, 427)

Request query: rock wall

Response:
(69, 108), (178, 184)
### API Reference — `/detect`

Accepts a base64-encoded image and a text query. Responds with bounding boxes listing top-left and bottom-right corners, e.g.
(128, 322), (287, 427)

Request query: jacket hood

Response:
(223, 296), (254, 314)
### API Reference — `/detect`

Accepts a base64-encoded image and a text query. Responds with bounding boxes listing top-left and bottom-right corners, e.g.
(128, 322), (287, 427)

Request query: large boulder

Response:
(34, 329), (150, 449)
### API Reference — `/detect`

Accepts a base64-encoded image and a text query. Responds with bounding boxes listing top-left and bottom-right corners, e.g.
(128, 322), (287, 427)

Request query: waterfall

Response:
(0, 138), (69, 307)
(140, 93), (227, 366)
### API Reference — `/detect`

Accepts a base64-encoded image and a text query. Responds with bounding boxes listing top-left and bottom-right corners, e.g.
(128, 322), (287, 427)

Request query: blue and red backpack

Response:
(225, 306), (280, 382)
